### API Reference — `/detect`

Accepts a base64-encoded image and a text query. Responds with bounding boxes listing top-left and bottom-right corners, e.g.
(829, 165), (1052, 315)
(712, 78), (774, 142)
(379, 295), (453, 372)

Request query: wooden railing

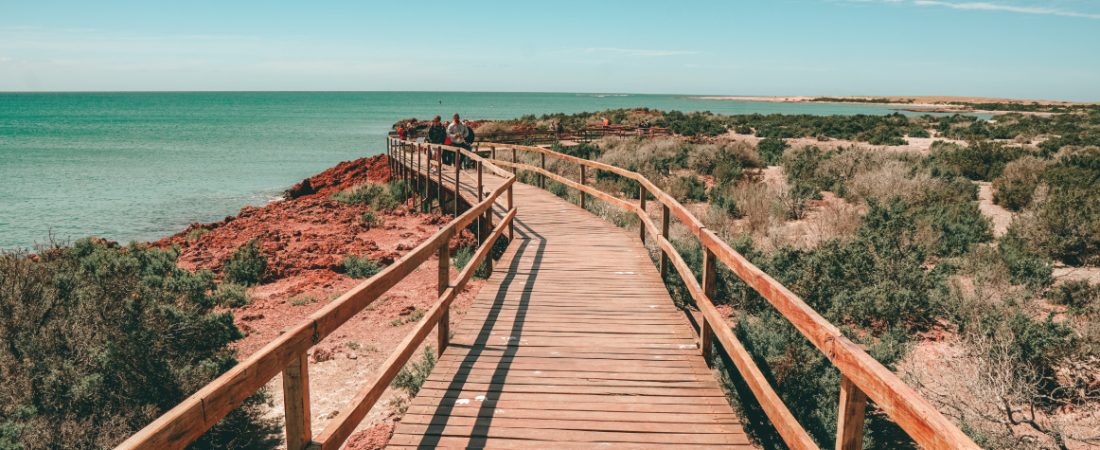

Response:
(115, 142), (516, 450)
(476, 142), (980, 450)
(445, 125), (671, 145)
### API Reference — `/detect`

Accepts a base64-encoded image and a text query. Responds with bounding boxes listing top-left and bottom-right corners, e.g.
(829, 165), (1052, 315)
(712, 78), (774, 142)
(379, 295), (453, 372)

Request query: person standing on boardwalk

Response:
(446, 113), (469, 166)
(426, 115), (446, 161)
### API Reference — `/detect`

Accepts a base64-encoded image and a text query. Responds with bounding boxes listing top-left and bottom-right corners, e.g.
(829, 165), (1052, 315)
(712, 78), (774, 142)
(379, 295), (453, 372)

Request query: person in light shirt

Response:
(446, 113), (470, 166)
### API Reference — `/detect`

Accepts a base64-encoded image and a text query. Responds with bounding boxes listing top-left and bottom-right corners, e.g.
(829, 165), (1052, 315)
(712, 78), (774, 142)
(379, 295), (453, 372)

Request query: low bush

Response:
(331, 182), (400, 211)
(392, 347), (437, 397)
(997, 230), (1053, 289)
(667, 175), (707, 202)
(342, 255), (383, 278)
(0, 240), (280, 449)
(212, 283), (250, 308)
(992, 156), (1049, 211)
(360, 211), (383, 228)
(1029, 149), (1100, 265)
(915, 202), (992, 257)
(756, 138), (788, 165)
(929, 141), (1027, 181)
(1047, 280), (1099, 316)
(223, 239), (267, 285)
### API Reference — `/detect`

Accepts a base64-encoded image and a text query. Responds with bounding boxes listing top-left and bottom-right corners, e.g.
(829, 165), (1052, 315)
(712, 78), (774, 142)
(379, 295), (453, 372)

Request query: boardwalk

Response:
(388, 172), (750, 449)
(115, 141), (979, 450)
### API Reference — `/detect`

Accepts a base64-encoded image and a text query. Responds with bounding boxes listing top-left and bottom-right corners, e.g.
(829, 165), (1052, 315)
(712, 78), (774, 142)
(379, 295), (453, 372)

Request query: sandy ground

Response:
(698, 95), (1094, 106)
(975, 182), (1012, 238)
(725, 130), (965, 155)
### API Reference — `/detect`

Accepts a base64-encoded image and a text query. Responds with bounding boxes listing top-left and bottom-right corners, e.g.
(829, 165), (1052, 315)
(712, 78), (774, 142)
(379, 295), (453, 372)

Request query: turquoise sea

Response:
(0, 92), (942, 250)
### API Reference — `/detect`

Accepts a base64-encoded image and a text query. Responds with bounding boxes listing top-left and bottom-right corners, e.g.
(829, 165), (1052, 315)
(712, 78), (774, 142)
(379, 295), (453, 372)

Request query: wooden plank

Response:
(390, 423), (749, 445)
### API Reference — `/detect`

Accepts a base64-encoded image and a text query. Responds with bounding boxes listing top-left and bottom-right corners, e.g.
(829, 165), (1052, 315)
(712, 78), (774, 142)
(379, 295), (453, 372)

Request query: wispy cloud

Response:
(577, 47), (700, 57)
(858, 0), (1100, 19)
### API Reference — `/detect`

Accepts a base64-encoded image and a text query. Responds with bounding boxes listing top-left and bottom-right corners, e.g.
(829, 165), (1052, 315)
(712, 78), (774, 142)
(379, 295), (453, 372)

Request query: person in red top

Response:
(397, 124), (407, 140)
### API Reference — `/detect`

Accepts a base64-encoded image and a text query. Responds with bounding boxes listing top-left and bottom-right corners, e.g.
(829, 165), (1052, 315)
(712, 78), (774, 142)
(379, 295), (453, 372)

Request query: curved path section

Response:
(388, 169), (749, 449)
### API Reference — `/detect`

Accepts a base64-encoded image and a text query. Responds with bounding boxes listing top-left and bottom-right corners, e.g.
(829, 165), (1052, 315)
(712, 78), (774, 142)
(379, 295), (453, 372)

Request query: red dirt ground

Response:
(153, 154), (486, 446)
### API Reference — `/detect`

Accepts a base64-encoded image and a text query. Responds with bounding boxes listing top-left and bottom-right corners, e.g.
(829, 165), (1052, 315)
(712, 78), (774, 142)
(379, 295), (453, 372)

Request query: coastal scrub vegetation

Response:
(0, 239), (279, 450)
(495, 107), (1100, 448)
(223, 239), (267, 285)
(342, 254), (384, 278)
(330, 181), (403, 211)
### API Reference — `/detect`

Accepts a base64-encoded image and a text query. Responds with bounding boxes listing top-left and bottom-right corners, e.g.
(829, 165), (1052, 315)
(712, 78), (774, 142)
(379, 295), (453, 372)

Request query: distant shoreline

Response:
(694, 95), (1096, 115)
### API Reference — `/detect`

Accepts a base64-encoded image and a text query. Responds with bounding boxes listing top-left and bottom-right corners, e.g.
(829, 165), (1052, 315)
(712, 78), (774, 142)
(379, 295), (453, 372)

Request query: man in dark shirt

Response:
(426, 115), (446, 161)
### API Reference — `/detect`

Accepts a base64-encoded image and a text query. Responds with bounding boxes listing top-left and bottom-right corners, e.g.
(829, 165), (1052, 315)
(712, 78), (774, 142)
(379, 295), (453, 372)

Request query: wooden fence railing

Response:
(476, 142), (980, 450)
(404, 125), (671, 146)
(114, 142), (516, 450)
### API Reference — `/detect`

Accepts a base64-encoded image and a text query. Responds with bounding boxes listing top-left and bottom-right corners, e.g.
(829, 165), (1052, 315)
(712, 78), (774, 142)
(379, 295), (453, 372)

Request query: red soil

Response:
(152, 154), (487, 444)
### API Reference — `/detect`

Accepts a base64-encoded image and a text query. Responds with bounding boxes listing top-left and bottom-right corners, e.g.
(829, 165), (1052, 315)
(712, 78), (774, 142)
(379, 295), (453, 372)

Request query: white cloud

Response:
(907, 1), (1100, 19)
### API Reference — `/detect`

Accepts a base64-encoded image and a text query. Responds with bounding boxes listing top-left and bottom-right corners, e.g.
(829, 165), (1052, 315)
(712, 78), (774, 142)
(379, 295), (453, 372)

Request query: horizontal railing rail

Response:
(393, 125), (670, 146)
(479, 141), (979, 450)
(115, 140), (516, 450)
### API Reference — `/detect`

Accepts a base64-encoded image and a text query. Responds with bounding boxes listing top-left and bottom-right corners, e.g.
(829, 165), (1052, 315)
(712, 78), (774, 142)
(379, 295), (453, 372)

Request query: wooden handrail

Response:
(484, 142), (979, 450)
(115, 139), (517, 450)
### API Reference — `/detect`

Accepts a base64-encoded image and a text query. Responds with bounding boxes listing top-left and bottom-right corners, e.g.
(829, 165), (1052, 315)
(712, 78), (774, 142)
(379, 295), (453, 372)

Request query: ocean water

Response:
(0, 92), (935, 250)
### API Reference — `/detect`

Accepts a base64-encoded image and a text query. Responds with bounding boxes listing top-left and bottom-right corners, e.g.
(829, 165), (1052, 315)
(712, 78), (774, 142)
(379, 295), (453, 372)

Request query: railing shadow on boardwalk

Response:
(413, 217), (545, 448)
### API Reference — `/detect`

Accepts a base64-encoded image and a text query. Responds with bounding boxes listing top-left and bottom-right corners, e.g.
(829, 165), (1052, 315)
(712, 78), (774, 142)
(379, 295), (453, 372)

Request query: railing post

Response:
(511, 148), (517, 175)
(701, 248), (717, 363)
(507, 185), (514, 241)
(438, 236), (450, 354)
(491, 146), (497, 164)
(660, 205), (670, 278)
(423, 145), (431, 211)
(416, 144), (423, 209)
(579, 165), (587, 209)
(281, 353), (312, 450)
(485, 210), (494, 274)
(435, 146), (443, 214)
(477, 161), (484, 242)
(540, 153), (546, 189)
(836, 374), (868, 450)
(454, 150), (461, 217)
(639, 186), (647, 244)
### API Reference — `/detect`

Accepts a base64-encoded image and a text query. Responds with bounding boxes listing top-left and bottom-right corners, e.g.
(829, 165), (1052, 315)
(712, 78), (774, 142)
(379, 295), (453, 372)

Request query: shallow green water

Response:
(0, 92), (936, 249)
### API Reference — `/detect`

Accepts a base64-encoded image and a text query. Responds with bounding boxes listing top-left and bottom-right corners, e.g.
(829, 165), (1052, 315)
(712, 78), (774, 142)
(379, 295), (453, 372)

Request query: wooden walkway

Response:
(388, 170), (749, 449)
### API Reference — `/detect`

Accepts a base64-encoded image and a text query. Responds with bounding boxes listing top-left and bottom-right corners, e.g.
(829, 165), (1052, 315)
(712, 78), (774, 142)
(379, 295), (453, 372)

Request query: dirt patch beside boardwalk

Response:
(154, 154), (487, 448)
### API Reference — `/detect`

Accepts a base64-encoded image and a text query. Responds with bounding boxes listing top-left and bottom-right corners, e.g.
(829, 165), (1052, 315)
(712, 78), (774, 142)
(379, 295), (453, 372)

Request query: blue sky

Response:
(1, 0), (1098, 100)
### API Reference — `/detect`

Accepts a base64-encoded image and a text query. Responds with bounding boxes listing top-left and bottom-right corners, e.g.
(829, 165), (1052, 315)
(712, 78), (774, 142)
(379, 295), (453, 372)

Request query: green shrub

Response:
(992, 156), (1049, 211)
(212, 283), (250, 308)
(757, 138), (789, 165)
(929, 141), (1027, 181)
(763, 200), (944, 333)
(733, 310), (911, 448)
(907, 126), (931, 138)
(223, 239), (267, 285)
(783, 146), (827, 188)
(1047, 280), (1099, 316)
(331, 182), (400, 211)
(998, 230), (1053, 289)
(342, 255), (383, 278)
(915, 202), (992, 257)
(360, 211), (383, 228)
(663, 110), (727, 136)
(1024, 148), (1100, 265)
(392, 347), (437, 397)
(668, 175), (707, 202)
(0, 240), (280, 449)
